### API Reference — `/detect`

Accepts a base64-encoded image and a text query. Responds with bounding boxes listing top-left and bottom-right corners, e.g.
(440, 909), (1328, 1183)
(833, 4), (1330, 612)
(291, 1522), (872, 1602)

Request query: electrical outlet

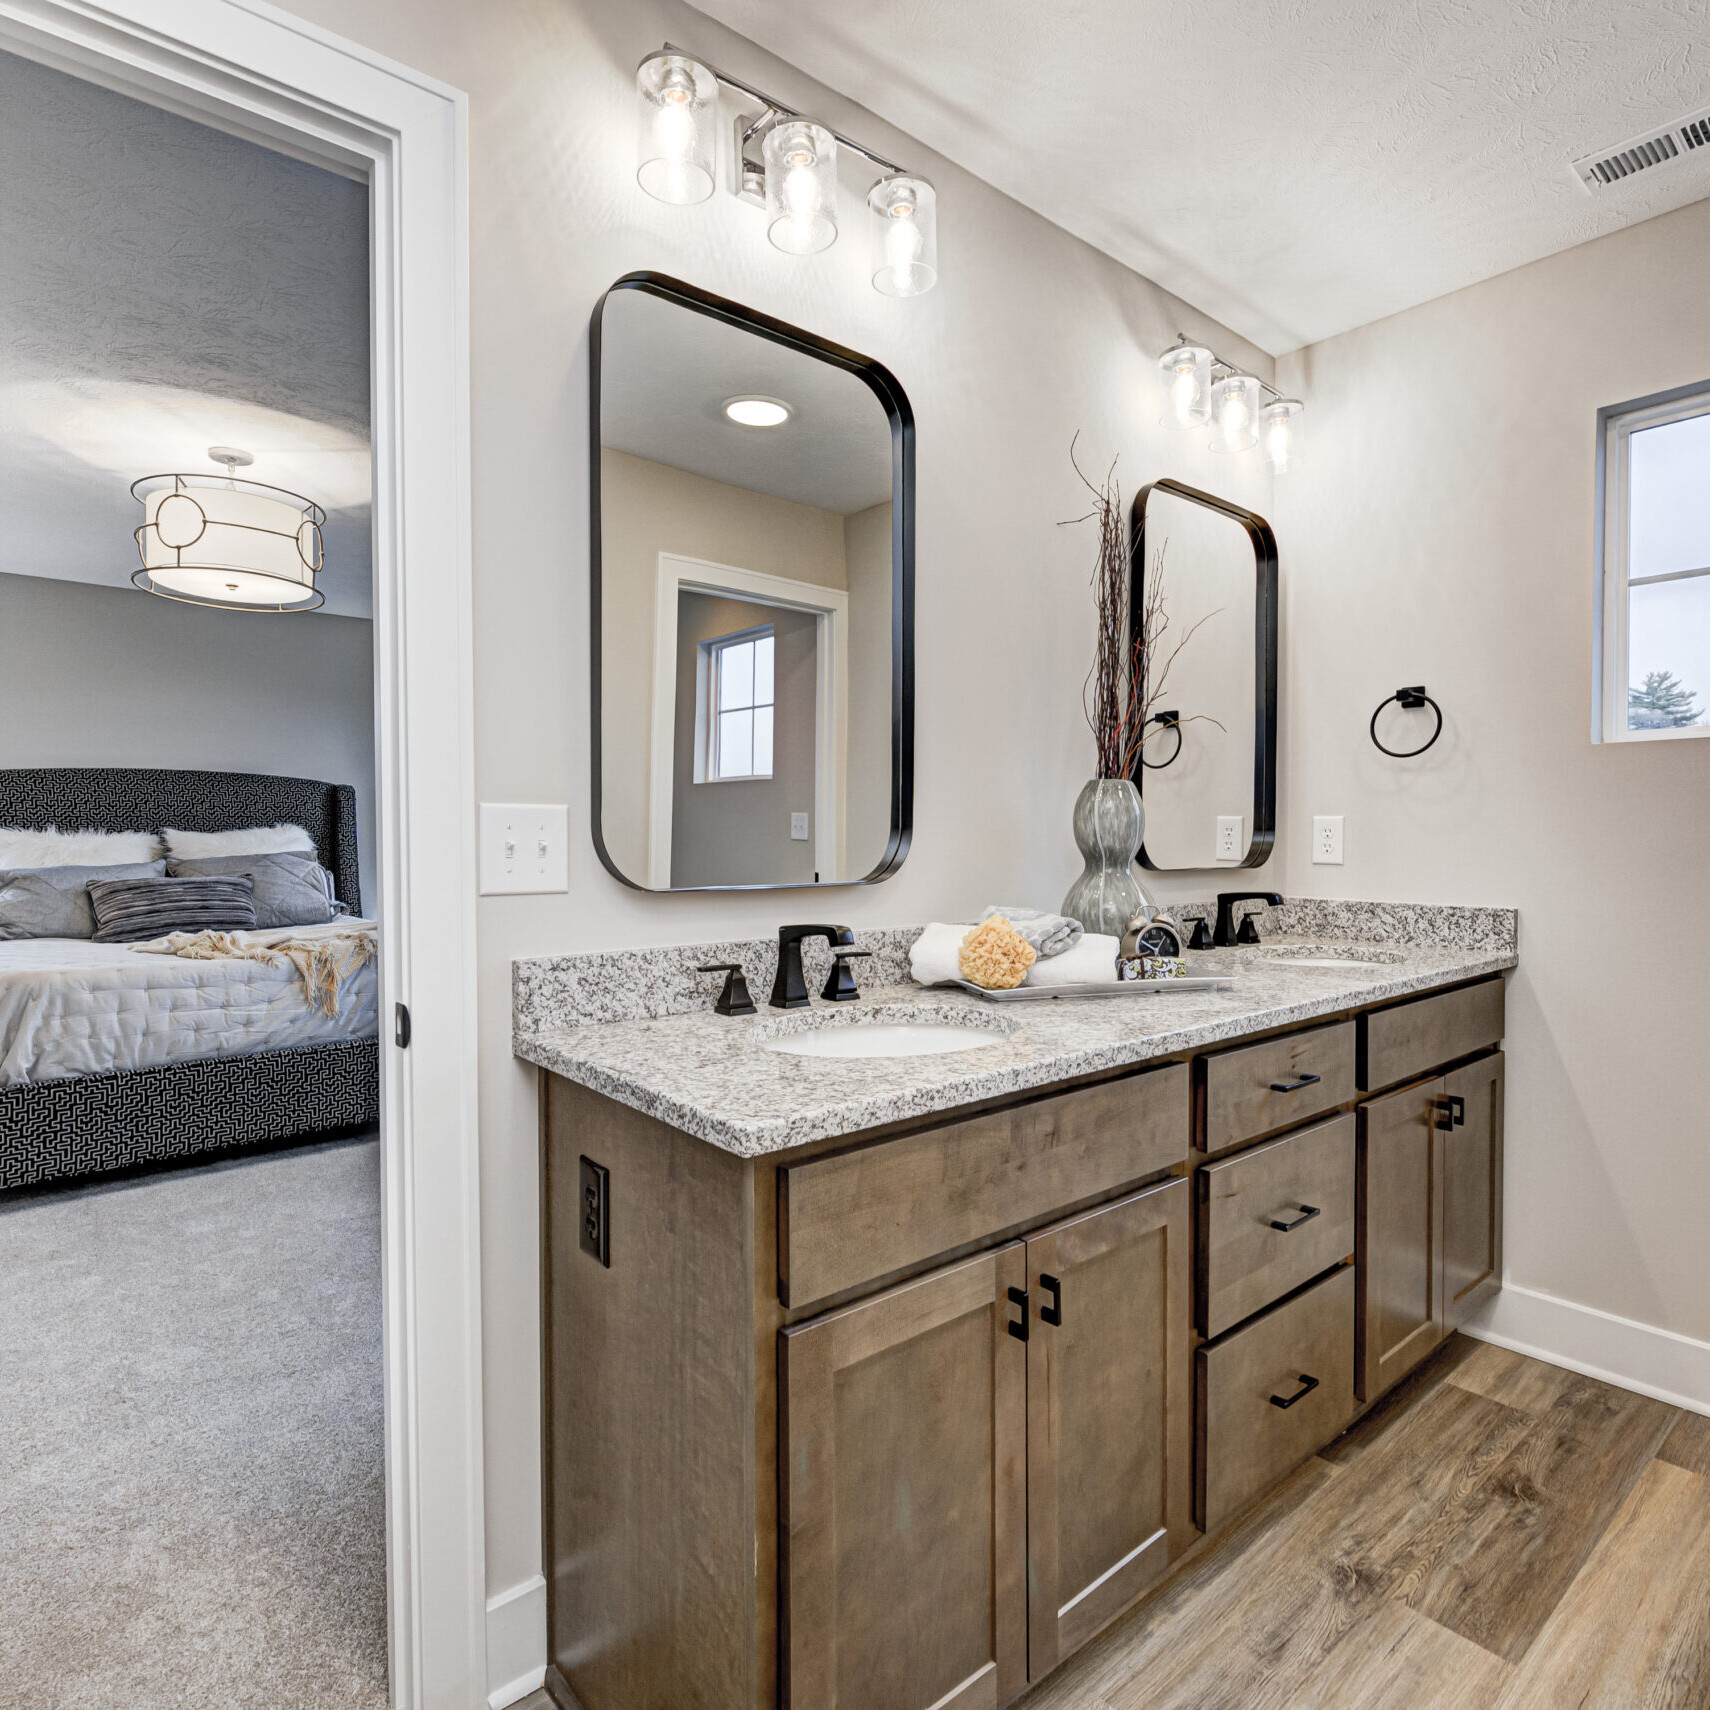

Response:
(1215, 815), (1245, 861)
(578, 1155), (609, 1267)
(479, 802), (569, 894)
(790, 811), (810, 841)
(1313, 815), (1345, 865)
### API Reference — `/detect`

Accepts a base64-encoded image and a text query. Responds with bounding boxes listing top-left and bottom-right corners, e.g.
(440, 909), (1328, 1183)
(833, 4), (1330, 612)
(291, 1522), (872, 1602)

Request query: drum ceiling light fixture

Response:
(132, 446), (326, 611)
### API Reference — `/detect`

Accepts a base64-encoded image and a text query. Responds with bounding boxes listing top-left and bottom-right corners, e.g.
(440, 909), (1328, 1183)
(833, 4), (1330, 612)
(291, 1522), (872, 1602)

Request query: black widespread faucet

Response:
(1213, 891), (1283, 948)
(771, 924), (855, 1009)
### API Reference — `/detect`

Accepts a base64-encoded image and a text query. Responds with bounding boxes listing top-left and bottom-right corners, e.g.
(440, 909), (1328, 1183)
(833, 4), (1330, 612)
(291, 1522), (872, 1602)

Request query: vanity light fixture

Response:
(131, 446), (325, 611)
(634, 43), (940, 296)
(723, 396), (792, 427)
(1159, 334), (1306, 471)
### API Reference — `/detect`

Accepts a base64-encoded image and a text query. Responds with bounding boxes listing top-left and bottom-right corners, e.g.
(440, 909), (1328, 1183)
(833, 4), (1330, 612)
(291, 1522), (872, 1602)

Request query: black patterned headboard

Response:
(0, 768), (362, 912)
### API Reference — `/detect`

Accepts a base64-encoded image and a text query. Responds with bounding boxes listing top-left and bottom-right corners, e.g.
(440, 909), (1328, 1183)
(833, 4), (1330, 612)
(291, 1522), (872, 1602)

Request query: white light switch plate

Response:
(1313, 815), (1345, 865)
(479, 803), (569, 894)
(790, 812), (810, 842)
(1215, 815), (1245, 861)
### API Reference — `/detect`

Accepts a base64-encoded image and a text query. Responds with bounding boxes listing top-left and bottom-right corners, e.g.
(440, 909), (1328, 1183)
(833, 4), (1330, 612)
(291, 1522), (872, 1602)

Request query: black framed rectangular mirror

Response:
(1130, 477), (1277, 870)
(590, 272), (913, 891)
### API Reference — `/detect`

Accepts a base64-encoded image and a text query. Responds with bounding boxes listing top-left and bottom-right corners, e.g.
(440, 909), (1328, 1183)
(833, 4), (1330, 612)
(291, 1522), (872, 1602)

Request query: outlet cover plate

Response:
(1215, 815), (1245, 861)
(479, 802), (569, 894)
(790, 811), (810, 841)
(1313, 815), (1345, 865)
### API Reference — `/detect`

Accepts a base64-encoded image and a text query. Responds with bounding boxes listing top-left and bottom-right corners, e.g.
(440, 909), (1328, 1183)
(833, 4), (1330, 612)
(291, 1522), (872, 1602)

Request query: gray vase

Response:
(1062, 777), (1148, 938)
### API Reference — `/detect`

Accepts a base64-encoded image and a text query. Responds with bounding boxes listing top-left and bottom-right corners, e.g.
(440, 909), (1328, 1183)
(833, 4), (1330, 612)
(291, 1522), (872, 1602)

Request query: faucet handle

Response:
(821, 949), (871, 1003)
(697, 963), (756, 1017)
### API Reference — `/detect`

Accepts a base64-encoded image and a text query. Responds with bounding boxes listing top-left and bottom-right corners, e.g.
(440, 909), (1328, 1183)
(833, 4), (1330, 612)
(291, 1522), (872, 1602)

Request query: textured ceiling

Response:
(600, 287), (893, 514)
(0, 49), (372, 616)
(683, 0), (1710, 354)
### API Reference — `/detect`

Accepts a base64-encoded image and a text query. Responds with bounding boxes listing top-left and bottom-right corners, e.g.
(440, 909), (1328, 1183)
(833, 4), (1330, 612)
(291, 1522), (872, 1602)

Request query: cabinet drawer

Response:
(1359, 976), (1504, 1092)
(1196, 1265), (1356, 1533)
(780, 1063), (1189, 1309)
(1197, 1021), (1355, 1151)
(1198, 1114), (1356, 1338)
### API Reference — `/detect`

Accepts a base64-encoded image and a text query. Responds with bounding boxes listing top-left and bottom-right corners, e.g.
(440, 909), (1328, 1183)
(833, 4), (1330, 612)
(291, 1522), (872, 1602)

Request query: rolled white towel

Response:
(908, 921), (975, 987)
(1024, 933), (1120, 986)
(979, 905), (1083, 958)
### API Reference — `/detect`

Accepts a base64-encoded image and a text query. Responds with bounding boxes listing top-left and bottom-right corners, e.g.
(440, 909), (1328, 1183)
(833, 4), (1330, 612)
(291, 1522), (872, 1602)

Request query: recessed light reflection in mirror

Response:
(723, 395), (791, 428)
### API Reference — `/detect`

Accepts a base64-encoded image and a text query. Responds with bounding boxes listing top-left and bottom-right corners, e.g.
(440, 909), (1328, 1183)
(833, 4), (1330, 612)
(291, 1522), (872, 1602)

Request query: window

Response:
(705, 626), (774, 779)
(1598, 383), (1710, 741)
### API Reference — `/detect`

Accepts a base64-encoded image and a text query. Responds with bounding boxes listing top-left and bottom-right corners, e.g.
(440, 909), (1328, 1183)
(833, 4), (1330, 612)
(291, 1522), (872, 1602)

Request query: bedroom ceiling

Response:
(684, 0), (1710, 355)
(0, 49), (372, 618)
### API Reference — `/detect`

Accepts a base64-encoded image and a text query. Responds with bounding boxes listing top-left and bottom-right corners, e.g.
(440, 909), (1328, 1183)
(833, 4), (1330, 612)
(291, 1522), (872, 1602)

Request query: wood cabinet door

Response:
(780, 1244), (1027, 1710)
(1441, 1051), (1504, 1332)
(1357, 1077), (1444, 1401)
(1024, 1177), (1190, 1682)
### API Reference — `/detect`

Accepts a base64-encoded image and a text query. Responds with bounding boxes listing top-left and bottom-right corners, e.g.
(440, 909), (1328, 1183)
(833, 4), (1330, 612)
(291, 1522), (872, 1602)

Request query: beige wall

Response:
(599, 448), (846, 880)
(1274, 197), (1710, 1347)
(274, 0), (1274, 1605)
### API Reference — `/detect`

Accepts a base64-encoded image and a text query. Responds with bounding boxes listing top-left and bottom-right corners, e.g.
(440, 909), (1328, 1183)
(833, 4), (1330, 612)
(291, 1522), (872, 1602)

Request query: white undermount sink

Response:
(762, 1017), (1009, 1060)
(1255, 943), (1406, 969)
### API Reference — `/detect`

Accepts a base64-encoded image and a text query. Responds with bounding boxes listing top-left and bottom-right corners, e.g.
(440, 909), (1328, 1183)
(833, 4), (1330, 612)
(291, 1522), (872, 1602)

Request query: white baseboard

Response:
(485, 1573), (547, 1709)
(1464, 1282), (1710, 1417)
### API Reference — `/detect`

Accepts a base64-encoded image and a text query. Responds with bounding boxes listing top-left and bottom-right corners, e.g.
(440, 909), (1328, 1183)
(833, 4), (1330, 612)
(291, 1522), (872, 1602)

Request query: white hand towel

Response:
(1023, 933), (1120, 986)
(908, 921), (974, 986)
(979, 905), (1084, 958)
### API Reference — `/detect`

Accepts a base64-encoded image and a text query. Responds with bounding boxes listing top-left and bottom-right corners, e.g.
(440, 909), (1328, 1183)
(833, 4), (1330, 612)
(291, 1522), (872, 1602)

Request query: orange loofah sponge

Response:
(958, 915), (1037, 990)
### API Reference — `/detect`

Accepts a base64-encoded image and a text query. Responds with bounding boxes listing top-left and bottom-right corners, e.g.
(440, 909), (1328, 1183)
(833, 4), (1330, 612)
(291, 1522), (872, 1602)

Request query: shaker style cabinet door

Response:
(779, 1244), (1027, 1710)
(1357, 1077), (1444, 1401)
(1024, 1177), (1191, 1682)
(1440, 1051), (1504, 1332)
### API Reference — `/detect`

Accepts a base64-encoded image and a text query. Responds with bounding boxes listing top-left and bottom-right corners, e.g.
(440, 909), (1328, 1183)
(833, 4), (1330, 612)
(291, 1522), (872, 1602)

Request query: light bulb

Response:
(651, 100), (697, 203)
(635, 52), (715, 205)
(884, 204), (923, 294)
(1265, 417), (1291, 469)
(764, 120), (838, 254)
(866, 174), (937, 295)
(1260, 398), (1305, 474)
(1171, 363), (1199, 426)
(1221, 392), (1249, 442)
(1156, 343), (1211, 429)
(1209, 374), (1261, 452)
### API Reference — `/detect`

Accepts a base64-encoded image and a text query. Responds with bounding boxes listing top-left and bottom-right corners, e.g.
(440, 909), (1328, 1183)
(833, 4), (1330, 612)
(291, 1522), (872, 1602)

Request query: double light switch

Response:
(479, 803), (569, 894)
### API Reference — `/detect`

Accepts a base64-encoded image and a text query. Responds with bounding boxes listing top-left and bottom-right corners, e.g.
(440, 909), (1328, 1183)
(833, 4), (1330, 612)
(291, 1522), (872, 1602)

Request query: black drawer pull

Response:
(1448, 1094), (1466, 1128)
(1269, 1204), (1321, 1233)
(1039, 1273), (1062, 1327)
(1435, 1096), (1456, 1130)
(1269, 1373), (1320, 1410)
(1268, 1071), (1322, 1094)
(1006, 1286), (1028, 1342)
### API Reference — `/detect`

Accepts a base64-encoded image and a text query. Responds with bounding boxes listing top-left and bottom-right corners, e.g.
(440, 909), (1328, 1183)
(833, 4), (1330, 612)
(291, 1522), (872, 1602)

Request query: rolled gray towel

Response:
(980, 905), (1084, 959)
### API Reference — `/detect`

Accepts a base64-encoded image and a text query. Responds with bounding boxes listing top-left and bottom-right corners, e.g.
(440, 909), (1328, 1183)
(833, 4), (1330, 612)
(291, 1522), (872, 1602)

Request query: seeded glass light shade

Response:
(635, 51), (717, 205)
(764, 119), (837, 254)
(1158, 343), (1212, 429)
(132, 453), (325, 611)
(867, 174), (937, 296)
(1209, 373), (1263, 453)
(1261, 398), (1305, 475)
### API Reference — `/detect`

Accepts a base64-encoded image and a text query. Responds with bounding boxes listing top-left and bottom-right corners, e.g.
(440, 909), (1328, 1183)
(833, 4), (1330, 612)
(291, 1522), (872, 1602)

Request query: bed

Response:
(0, 767), (380, 1193)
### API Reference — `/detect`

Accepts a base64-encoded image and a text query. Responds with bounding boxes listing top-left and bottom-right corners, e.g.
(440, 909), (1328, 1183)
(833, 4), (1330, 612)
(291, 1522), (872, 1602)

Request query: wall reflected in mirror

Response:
(1133, 480), (1276, 871)
(592, 276), (912, 890)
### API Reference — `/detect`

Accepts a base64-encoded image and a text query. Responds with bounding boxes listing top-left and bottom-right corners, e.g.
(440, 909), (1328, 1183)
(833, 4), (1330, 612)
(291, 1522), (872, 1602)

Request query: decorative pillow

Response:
(0, 826), (162, 867)
(0, 861), (167, 941)
(87, 875), (258, 944)
(167, 852), (338, 929)
(160, 823), (317, 861)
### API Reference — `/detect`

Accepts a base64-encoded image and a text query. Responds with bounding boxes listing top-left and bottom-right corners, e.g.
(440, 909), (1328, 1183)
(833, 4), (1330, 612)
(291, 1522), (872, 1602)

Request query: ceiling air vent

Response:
(1573, 105), (1710, 192)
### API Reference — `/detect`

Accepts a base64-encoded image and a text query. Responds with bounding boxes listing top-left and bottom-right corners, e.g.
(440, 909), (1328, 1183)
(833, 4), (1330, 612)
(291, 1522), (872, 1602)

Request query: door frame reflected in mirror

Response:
(589, 270), (915, 891)
(1129, 477), (1278, 871)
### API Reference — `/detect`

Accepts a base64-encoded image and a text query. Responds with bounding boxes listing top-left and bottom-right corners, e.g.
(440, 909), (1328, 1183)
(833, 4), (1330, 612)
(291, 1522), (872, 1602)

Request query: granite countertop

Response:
(513, 933), (1516, 1159)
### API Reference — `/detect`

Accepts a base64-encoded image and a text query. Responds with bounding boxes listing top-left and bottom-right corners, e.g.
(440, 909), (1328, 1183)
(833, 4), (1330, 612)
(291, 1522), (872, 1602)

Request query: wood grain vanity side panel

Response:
(1358, 976), (1504, 1093)
(543, 1078), (758, 1710)
(1441, 1051), (1504, 1331)
(780, 1064), (1189, 1309)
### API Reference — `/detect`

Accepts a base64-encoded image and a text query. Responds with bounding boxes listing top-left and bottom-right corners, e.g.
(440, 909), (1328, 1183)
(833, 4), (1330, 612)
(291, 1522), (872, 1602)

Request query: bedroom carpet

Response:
(0, 1135), (387, 1709)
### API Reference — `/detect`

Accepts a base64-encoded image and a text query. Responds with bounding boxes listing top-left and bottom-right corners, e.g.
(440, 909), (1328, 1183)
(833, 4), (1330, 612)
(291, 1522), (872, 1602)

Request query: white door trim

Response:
(0, 4), (486, 1705)
(647, 552), (848, 888)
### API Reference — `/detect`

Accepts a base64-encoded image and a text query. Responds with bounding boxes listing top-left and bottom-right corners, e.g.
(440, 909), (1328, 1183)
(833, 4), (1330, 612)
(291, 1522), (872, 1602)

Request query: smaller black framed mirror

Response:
(1129, 478), (1277, 870)
(590, 273), (914, 892)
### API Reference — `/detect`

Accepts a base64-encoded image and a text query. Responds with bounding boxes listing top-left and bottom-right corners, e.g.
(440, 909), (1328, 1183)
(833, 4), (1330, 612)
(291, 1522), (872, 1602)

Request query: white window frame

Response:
(700, 624), (776, 782)
(1595, 378), (1710, 743)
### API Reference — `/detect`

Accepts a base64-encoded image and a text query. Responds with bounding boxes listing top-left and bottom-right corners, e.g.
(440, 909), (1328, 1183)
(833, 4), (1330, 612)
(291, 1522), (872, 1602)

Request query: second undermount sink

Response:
(762, 1011), (1011, 1059)
(1255, 943), (1407, 969)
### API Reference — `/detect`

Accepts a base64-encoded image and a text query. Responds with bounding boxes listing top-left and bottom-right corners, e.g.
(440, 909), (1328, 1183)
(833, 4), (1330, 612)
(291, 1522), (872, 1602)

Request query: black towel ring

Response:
(1141, 709), (1184, 769)
(1370, 686), (1443, 758)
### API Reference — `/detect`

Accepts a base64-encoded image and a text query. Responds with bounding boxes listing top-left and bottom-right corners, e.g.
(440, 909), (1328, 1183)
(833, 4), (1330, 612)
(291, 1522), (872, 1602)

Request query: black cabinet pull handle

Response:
(1270, 1373), (1320, 1410)
(1269, 1204), (1321, 1232)
(1006, 1286), (1029, 1342)
(1268, 1071), (1322, 1093)
(1435, 1096), (1456, 1130)
(1448, 1094), (1466, 1128)
(1039, 1274), (1062, 1327)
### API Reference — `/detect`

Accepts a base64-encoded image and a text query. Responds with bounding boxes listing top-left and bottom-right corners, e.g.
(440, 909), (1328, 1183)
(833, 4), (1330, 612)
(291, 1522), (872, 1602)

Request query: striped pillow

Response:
(86, 875), (258, 944)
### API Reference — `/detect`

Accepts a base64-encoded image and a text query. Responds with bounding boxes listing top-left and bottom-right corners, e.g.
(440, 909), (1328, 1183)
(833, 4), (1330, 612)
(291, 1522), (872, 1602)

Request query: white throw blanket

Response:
(910, 923), (1119, 988)
(132, 921), (377, 1018)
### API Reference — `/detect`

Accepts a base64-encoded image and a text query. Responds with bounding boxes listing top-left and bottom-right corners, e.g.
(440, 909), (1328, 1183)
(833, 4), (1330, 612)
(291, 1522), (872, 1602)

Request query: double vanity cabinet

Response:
(535, 970), (1506, 1710)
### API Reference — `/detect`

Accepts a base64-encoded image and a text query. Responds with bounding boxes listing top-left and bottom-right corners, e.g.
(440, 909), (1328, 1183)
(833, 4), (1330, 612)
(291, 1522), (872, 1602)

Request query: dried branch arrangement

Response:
(1065, 435), (1222, 778)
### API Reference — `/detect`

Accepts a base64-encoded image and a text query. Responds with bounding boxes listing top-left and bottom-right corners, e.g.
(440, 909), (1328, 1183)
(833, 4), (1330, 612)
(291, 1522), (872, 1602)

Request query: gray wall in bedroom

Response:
(0, 571), (376, 903)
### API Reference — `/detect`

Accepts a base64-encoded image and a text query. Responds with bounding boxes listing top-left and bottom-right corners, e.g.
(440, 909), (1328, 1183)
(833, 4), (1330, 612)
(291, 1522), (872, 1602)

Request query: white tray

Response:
(936, 970), (1233, 1002)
